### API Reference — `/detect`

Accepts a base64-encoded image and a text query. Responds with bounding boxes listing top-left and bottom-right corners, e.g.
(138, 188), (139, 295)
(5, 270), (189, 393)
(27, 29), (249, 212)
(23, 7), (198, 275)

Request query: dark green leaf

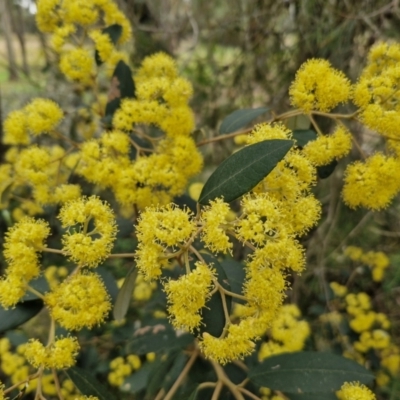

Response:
(121, 363), (153, 394)
(23, 276), (50, 301)
(188, 388), (198, 400)
(126, 323), (194, 355)
(146, 352), (179, 397)
(66, 366), (116, 400)
(292, 129), (317, 148)
(95, 24), (123, 65)
(1, 180), (13, 204)
(289, 393), (338, 400)
(317, 159), (338, 179)
(0, 299), (43, 333)
(198, 253), (231, 337)
(97, 267), (119, 305)
(113, 266), (136, 320)
(104, 60), (135, 124)
(198, 139), (293, 205)
(163, 352), (188, 391)
(220, 259), (245, 304)
(219, 108), (269, 134)
(248, 352), (374, 393)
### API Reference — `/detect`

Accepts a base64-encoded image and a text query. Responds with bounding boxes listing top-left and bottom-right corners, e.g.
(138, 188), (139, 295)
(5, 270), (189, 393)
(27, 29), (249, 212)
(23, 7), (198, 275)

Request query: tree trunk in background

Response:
(0, 0), (18, 80)
(12, 2), (30, 77)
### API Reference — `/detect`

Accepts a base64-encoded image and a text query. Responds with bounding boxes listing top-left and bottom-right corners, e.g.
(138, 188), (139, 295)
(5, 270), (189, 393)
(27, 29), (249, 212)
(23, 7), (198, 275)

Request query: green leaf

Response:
(162, 352), (188, 391)
(104, 60), (135, 124)
(198, 253), (231, 337)
(248, 352), (374, 393)
(0, 180), (13, 205)
(289, 393), (338, 400)
(198, 139), (293, 205)
(146, 352), (179, 397)
(113, 266), (137, 321)
(126, 323), (194, 355)
(121, 363), (153, 394)
(220, 259), (246, 304)
(23, 276), (50, 301)
(317, 159), (338, 179)
(219, 108), (269, 134)
(96, 267), (119, 305)
(95, 24), (123, 65)
(0, 299), (43, 333)
(66, 366), (117, 400)
(292, 129), (317, 148)
(188, 388), (198, 400)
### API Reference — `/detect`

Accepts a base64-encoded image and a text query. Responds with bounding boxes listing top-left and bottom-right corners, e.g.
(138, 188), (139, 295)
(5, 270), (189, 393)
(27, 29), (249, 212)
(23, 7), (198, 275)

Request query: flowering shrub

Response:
(0, 1), (399, 399)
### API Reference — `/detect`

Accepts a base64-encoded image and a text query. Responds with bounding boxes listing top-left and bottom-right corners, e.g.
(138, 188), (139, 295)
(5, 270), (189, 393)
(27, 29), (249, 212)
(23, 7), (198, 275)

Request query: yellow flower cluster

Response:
(336, 382), (376, 400)
(58, 196), (117, 267)
(303, 126), (353, 166)
(36, 0), (131, 82)
(108, 355), (141, 386)
(164, 262), (214, 332)
(23, 337), (80, 369)
(345, 246), (390, 282)
(4, 98), (63, 144)
(13, 145), (82, 207)
(289, 59), (351, 113)
(135, 205), (196, 279)
(353, 42), (400, 138)
(258, 304), (311, 360)
(108, 53), (203, 207)
(330, 281), (348, 297)
(340, 290), (399, 385)
(0, 337), (57, 395)
(342, 153), (400, 210)
(133, 123), (323, 363)
(0, 217), (50, 308)
(132, 273), (157, 301)
(45, 272), (111, 330)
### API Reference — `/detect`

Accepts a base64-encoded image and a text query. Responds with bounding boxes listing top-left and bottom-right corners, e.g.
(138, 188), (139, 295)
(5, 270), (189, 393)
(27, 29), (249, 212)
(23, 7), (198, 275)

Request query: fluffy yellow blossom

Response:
(45, 272), (111, 330)
(201, 198), (233, 253)
(36, 0), (61, 32)
(3, 110), (29, 145)
(54, 184), (82, 204)
(0, 218), (50, 307)
(60, 47), (95, 85)
(0, 275), (28, 309)
(247, 122), (292, 143)
(24, 337), (80, 369)
(342, 153), (400, 210)
(330, 282), (348, 297)
(136, 52), (178, 81)
(89, 29), (114, 62)
(303, 126), (353, 166)
(0, 382), (6, 400)
(63, 1), (99, 26)
(108, 355), (141, 387)
(135, 205), (196, 279)
(164, 262), (214, 332)
(59, 196), (117, 267)
(132, 273), (157, 301)
(259, 305), (310, 360)
(102, 1), (132, 44)
(248, 237), (305, 273)
(353, 43), (400, 137)
(290, 59), (351, 112)
(51, 24), (76, 52)
(200, 316), (270, 364)
(24, 98), (63, 136)
(336, 382), (376, 400)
